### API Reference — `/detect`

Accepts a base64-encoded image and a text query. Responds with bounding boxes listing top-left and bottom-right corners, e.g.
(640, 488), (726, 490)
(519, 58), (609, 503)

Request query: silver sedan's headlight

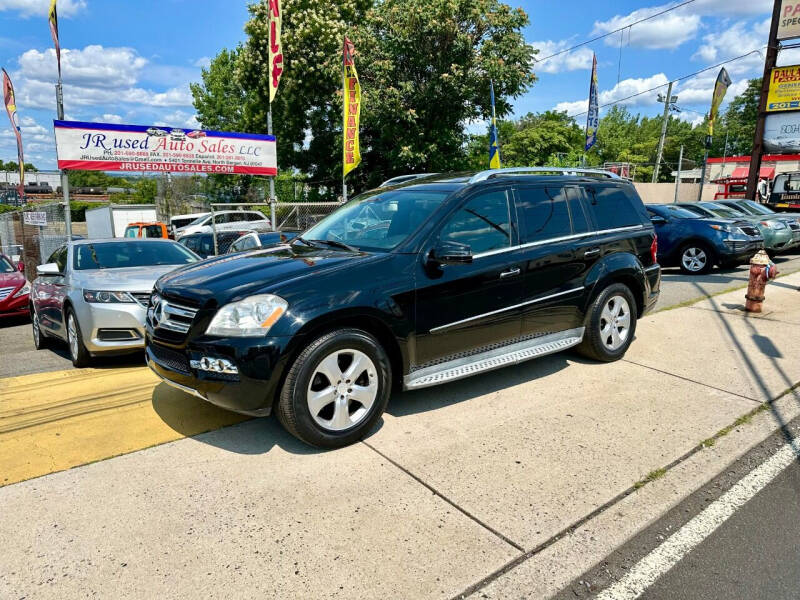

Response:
(205, 294), (288, 337)
(83, 290), (136, 303)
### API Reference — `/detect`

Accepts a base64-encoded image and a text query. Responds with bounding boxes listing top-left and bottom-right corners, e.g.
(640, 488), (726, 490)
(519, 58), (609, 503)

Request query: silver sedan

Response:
(31, 238), (199, 367)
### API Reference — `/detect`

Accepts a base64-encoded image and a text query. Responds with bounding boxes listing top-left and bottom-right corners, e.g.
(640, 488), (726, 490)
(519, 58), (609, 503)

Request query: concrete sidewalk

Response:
(2, 274), (800, 600)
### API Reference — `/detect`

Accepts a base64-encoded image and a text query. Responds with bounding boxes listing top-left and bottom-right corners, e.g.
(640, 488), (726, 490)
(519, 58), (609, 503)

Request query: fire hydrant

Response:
(745, 249), (778, 313)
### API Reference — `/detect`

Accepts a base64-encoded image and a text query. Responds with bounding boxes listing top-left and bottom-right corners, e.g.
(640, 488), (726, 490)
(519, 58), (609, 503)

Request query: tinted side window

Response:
(247, 212), (263, 222)
(440, 189), (512, 255)
(200, 236), (214, 256)
(588, 185), (642, 230)
(515, 186), (573, 243)
(566, 188), (590, 234)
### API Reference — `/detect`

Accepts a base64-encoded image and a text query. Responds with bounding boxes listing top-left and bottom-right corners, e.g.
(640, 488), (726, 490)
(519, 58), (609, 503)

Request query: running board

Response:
(403, 328), (585, 391)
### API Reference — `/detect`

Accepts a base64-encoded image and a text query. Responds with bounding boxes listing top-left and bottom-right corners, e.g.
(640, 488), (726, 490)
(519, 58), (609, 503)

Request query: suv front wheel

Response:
(277, 328), (391, 448)
(578, 283), (638, 362)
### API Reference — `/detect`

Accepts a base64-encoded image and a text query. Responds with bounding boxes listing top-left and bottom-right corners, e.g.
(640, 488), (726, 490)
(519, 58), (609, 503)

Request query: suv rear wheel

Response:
(578, 283), (638, 362)
(277, 328), (391, 448)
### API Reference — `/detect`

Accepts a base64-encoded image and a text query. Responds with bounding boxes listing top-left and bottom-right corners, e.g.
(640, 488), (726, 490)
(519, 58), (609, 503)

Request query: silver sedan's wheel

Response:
(68, 313), (79, 360)
(307, 349), (378, 432)
(681, 246), (707, 272)
(599, 295), (631, 352)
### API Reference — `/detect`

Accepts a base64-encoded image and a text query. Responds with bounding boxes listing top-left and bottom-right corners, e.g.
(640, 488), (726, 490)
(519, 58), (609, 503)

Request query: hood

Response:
(0, 269), (25, 289)
(156, 244), (379, 306)
(73, 264), (184, 291)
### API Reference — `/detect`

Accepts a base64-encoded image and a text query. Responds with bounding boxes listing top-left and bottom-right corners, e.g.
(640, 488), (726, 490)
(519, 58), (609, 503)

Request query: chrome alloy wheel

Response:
(307, 349), (378, 432)
(67, 313), (79, 360)
(681, 246), (707, 272)
(599, 295), (631, 351)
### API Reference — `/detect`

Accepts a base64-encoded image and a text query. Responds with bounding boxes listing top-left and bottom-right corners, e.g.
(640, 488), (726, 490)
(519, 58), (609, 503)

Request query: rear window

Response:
(515, 186), (574, 243)
(587, 185), (643, 230)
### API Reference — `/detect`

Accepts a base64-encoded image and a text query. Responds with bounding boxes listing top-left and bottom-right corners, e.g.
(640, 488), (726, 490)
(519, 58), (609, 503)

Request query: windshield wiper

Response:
(308, 238), (359, 252)
(294, 236), (319, 248)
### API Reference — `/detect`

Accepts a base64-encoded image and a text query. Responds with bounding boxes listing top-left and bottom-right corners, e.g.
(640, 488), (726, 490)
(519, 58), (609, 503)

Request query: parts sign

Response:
(779, 1), (800, 41)
(54, 120), (277, 175)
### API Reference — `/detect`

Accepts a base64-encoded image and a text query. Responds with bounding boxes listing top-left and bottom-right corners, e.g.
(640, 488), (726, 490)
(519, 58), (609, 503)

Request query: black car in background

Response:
(177, 231), (251, 258)
(146, 168), (661, 448)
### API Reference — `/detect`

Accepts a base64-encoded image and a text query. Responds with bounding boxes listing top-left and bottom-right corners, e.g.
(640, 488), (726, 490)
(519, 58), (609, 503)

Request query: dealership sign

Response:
(767, 65), (800, 112)
(53, 120), (277, 175)
(764, 112), (800, 153)
(779, 1), (800, 40)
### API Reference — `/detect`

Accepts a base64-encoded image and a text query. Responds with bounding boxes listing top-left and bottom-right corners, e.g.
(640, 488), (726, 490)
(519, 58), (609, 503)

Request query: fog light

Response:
(191, 356), (239, 375)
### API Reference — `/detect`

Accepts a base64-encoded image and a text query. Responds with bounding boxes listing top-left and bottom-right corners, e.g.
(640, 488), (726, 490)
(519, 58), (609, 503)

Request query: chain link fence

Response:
(0, 202), (68, 274)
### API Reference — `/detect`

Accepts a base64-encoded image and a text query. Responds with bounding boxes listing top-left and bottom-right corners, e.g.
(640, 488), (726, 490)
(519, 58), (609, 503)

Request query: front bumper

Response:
(0, 293), (29, 317)
(762, 228), (794, 252)
(145, 334), (293, 416)
(74, 299), (148, 354)
(720, 237), (764, 262)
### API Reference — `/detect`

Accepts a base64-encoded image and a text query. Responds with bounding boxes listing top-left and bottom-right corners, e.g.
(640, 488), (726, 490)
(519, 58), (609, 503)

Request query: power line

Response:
(534, 0), (698, 65)
(567, 48), (765, 119)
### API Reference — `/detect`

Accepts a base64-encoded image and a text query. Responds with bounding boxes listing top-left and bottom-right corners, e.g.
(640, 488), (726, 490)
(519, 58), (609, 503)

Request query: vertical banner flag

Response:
(343, 36), (361, 178)
(268, 0), (283, 102)
(48, 0), (61, 79)
(585, 53), (599, 152)
(489, 80), (501, 169)
(2, 69), (24, 198)
(708, 67), (731, 137)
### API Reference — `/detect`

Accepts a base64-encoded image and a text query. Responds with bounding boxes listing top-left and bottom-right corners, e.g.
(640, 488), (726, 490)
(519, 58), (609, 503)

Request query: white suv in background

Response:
(174, 211), (272, 239)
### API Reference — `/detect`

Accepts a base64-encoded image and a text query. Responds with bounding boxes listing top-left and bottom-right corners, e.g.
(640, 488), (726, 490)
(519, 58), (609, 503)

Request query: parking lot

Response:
(2, 256), (800, 599)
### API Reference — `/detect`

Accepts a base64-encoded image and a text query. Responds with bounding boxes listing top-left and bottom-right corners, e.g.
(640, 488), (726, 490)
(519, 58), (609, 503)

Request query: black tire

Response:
(276, 328), (391, 448)
(31, 306), (49, 350)
(577, 283), (638, 363)
(66, 308), (92, 368)
(678, 241), (714, 275)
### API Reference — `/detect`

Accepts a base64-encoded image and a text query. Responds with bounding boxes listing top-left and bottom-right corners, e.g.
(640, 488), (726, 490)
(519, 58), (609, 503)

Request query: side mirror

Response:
(36, 263), (60, 276)
(432, 241), (473, 265)
(650, 215), (667, 226)
(17, 262), (24, 273)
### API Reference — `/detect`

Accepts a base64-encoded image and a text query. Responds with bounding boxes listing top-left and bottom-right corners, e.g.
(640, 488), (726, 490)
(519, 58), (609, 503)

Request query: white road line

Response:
(596, 439), (800, 600)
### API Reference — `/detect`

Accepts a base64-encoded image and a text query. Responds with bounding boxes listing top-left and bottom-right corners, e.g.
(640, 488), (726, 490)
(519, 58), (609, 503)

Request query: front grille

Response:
(739, 226), (760, 237)
(0, 286), (14, 301)
(131, 291), (152, 307)
(150, 342), (191, 374)
(148, 294), (199, 336)
(789, 222), (800, 232)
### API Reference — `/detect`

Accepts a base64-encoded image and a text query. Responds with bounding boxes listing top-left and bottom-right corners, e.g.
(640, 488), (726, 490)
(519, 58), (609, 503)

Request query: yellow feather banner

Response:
(343, 36), (361, 178)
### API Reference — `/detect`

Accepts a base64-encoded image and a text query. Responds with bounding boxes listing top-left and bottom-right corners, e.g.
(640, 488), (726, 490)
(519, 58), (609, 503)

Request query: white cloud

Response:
(19, 46), (148, 89)
(556, 73), (671, 116)
(95, 113), (124, 124)
(0, 0), (85, 17)
(158, 110), (201, 129)
(531, 40), (594, 74)
(193, 57), (212, 69)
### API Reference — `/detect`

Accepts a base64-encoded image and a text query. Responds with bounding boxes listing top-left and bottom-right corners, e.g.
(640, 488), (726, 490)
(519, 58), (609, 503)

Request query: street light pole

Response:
(653, 80), (674, 183)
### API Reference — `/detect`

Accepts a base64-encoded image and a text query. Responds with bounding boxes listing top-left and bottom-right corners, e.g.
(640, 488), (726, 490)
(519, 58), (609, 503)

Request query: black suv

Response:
(146, 168), (660, 448)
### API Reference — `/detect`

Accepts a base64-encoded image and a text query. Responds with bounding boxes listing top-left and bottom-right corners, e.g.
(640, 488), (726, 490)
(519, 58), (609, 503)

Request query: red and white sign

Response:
(54, 120), (277, 175)
(779, 1), (800, 40)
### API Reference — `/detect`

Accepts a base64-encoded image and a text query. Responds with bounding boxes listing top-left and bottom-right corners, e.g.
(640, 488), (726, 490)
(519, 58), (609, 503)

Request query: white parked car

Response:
(174, 211), (272, 238)
(170, 213), (208, 233)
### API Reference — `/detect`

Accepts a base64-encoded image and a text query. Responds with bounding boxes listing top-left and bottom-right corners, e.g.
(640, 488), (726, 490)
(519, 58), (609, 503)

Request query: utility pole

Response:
(674, 144), (684, 203)
(746, 0), (782, 199)
(653, 81), (675, 183)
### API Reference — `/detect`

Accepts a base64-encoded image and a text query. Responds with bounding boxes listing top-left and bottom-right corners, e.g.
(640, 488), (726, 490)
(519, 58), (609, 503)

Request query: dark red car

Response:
(0, 253), (30, 318)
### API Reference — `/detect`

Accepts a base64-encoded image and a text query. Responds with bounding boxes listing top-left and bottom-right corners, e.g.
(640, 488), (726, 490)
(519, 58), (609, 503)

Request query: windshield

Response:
(701, 203), (746, 219)
(680, 204), (714, 217)
(300, 188), (451, 251)
(0, 255), (14, 273)
(658, 205), (703, 219)
(73, 241), (199, 270)
(187, 214), (210, 227)
(737, 200), (775, 216)
(124, 226), (139, 238)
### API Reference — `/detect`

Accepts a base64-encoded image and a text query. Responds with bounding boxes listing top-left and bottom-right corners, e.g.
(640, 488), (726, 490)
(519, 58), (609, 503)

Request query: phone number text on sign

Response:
(53, 120), (277, 176)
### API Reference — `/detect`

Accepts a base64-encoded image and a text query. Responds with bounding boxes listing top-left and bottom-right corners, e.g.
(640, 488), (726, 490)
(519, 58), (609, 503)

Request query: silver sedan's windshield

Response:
(74, 241), (199, 270)
(300, 189), (450, 252)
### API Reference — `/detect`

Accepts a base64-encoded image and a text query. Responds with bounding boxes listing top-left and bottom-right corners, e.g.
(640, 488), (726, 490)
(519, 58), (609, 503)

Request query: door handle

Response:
(499, 267), (521, 279)
(584, 247), (601, 258)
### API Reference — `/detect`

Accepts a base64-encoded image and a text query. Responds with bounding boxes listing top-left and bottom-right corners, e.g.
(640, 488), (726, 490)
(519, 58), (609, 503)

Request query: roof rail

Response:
(468, 167), (621, 184)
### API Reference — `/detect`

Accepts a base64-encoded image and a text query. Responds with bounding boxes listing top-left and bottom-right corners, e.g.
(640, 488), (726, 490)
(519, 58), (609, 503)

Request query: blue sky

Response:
(0, 0), (789, 169)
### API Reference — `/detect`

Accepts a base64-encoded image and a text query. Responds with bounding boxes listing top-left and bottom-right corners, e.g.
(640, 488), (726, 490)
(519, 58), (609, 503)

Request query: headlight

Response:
(12, 281), (30, 298)
(205, 294), (287, 337)
(709, 224), (732, 232)
(83, 290), (136, 303)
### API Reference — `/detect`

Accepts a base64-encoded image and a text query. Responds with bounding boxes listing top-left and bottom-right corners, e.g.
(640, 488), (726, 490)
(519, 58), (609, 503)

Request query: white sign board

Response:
(764, 112), (800, 153)
(23, 212), (47, 227)
(779, 1), (800, 40)
(54, 120), (277, 176)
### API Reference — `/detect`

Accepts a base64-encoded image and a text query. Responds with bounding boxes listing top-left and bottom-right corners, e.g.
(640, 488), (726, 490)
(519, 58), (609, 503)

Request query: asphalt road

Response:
(2, 252), (800, 379)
